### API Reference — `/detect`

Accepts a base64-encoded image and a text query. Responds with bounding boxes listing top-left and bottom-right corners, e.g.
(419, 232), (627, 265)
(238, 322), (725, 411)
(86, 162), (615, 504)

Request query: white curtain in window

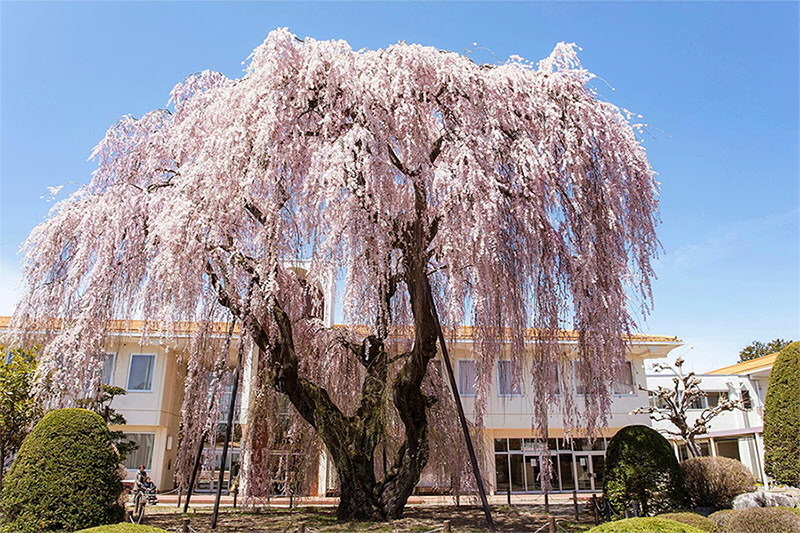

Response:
(101, 353), (116, 385)
(458, 360), (477, 395)
(497, 360), (521, 396)
(123, 433), (155, 469)
(612, 361), (635, 394)
(128, 354), (155, 391)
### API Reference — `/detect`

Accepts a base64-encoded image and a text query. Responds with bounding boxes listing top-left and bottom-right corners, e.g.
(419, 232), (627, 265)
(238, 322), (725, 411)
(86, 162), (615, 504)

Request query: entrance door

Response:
(523, 454), (560, 492)
(574, 453), (604, 491)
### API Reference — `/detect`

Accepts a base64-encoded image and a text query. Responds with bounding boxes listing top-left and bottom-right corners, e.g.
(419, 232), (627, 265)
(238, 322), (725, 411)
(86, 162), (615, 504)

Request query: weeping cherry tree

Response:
(8, 29), (660, 520)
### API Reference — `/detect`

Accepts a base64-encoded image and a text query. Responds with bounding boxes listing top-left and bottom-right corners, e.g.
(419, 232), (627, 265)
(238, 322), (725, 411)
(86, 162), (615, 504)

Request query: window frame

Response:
(126, 353), (157, 393)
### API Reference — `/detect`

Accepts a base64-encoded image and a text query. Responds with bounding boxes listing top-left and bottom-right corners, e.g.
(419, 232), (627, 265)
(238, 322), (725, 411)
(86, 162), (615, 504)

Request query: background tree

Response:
(0, 348), (39, 487)
(7, 29), (660, 521)
(633, 358), (743, 457)
(738, 338), (792, 362)
(77, 385), (139, 463)
(763, 341), (800, 486)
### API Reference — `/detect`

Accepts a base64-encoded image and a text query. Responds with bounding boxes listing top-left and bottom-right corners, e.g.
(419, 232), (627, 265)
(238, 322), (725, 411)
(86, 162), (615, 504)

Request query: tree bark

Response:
(213, 182), (440, 521)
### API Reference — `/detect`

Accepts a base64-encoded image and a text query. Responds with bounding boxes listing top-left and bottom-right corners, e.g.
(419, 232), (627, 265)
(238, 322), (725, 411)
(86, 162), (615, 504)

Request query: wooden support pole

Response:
(443, 520), (452, 533)
(183, 430), (207, 513)
(548, 516), (556, 533)
(427, 284), (496, 533)
(573, 489), (579, 520)
(180, 518), (190, 533)
(544, 491), (550, 514)
(210, 347), (245, 529)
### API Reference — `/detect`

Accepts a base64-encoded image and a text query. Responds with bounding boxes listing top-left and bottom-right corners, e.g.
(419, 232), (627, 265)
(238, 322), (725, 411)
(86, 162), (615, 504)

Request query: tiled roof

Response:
(0, 315), (679, 344)
(707, 353), (778, 375)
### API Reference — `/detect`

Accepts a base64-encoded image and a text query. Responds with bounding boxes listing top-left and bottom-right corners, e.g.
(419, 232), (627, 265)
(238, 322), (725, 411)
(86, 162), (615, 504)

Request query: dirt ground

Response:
(143, 504), (595, 532)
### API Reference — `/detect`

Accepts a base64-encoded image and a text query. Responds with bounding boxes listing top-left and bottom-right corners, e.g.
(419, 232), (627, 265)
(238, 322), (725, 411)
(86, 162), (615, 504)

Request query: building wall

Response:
(104, 337), (187, 490)
(646, 370), (769, 485)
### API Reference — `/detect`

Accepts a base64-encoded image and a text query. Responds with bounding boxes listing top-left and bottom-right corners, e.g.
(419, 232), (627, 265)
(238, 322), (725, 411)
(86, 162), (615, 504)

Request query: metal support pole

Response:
(210, 348), (245, 529)
(544, 491), (550, 514)
(183, 430), (207, 513)
(507, 485), (511, 506)
(427, 284), (496, 533)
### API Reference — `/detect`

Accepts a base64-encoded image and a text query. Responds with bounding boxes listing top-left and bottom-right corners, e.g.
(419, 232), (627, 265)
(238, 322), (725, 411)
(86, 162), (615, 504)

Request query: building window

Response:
(740, 389), (752, 410)
(458, 360), (477, 396)
(497, 360), (522, 396)
(612, 361), (635, 395)
(123, 433), (155, 469)
(102, 353), (116, 385)
(127, 354), (155, 392)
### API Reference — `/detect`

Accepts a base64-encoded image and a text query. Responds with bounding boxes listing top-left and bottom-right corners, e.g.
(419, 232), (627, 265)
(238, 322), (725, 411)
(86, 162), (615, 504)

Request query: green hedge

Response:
(75, 526), (168, 533)
(586, 517), (704, 532)
(603, 425), (684, 516)
(657, 512), (716, 531)
(764, 341), (800, 486)
(0, 408), (124, 532)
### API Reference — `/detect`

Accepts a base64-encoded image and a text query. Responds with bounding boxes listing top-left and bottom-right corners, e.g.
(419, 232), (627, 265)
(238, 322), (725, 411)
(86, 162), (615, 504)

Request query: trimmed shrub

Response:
(586, 517), (704, 532)
(0, 408), (124, 532)
(76, 526), (169, 533)
(709, 509), (737, 530)
(657, 512), (716, 531)
(603, 425), (684, 516)
(724, 506), (800, 533)
(764, 341), (800, 486)
(681, 456), (755, 510)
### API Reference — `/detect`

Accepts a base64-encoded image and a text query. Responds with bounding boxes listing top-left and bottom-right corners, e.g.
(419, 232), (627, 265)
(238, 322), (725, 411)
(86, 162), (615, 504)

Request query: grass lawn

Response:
(140, 504), (595, 532)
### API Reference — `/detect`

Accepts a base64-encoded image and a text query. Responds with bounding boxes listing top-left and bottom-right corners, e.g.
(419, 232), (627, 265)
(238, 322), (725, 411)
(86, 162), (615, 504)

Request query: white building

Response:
(645, 353), (777, 485)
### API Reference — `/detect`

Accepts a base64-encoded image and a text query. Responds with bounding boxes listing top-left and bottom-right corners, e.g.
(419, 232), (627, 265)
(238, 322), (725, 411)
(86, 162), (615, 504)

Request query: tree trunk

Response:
(685, 437), (702, 458)
(213, 193), (439, 522)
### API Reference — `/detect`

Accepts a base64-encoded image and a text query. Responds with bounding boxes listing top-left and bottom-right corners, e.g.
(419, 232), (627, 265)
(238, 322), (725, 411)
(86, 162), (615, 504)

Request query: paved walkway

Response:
(158, 492), (600, 508)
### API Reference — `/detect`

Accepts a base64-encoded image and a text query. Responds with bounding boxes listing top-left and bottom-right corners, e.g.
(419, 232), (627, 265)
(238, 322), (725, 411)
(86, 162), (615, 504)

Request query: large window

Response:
(458, 360), (477, 396)
(123, 433), (155, 469)
(612, 361), (635, 395)
(127, 354), (155, 392)
(688, 391), (725, 410)
(497, 360), (522, 396)
(101, 353), (116, 385)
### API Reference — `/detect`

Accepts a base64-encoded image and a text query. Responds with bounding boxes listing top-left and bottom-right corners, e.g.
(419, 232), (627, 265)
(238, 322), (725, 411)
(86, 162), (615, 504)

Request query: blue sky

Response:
(1, 2), (798, 371)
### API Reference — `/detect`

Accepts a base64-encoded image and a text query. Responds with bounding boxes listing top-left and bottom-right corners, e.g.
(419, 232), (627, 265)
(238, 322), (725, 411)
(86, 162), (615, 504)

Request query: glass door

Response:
(574, 453), (604, 491)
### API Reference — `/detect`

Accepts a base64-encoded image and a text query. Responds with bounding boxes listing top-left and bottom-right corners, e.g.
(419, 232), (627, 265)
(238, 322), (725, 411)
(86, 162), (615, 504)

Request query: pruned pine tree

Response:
(7, 29), (660, 520)
(633, 358), (743, 458)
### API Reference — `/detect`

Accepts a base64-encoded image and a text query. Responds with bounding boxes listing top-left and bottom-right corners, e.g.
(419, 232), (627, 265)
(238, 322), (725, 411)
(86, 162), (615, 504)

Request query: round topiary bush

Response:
(657, 512), (716, 531)
(763, 341), (800, 487)
(681, 456), (755, 510)
(0, 408), (124, 532)
(603, 425), (684, 516)
(724, 506), (800, 533)
(709, 509), (737, 530)
(586, 516), (705, 532)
